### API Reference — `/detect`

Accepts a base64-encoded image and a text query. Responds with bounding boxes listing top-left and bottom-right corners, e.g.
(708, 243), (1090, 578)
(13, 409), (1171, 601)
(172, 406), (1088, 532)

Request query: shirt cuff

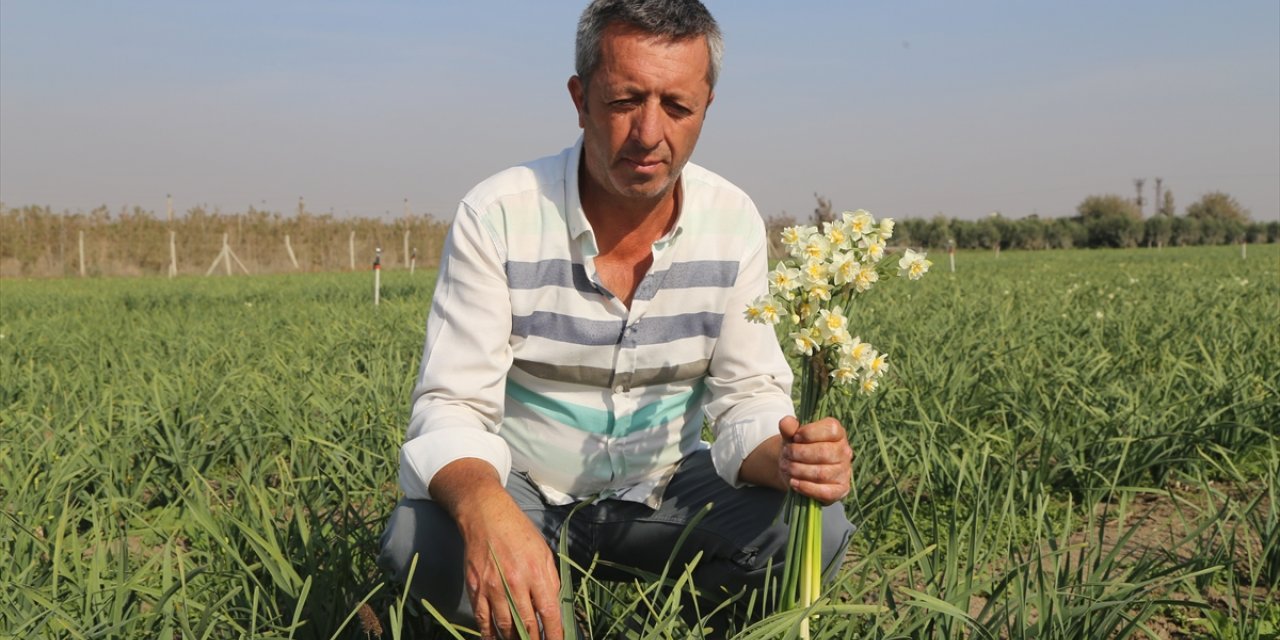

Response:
(709, 410), (787, 488)
(398, 427), (512, 500)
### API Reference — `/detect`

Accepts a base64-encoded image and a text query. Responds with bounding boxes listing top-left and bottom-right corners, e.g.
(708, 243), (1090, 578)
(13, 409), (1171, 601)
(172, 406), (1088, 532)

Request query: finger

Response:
(490, 592), (518, 640)
(534, 560), (565, 640)
(790, 477), (850, 505)
(784, 460), (851, 486)
(785, 440), (853, 465)
(473, 597), (493, 640)
(515, 596), (540, 640)
(778, 415), (801, 442)
(533, 591), (564, 640)
(792, 418), (846, 444)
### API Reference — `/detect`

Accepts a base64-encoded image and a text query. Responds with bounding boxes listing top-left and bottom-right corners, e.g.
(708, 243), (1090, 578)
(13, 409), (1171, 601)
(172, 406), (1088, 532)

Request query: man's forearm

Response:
(737, 434), (787, 492)
(429, 458), (512, 530)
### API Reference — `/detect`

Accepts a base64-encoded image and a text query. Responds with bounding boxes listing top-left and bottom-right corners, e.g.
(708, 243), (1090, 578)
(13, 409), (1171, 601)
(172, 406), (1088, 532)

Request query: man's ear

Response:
(568, 75), (587, 128)
(706, 89), (715, 112)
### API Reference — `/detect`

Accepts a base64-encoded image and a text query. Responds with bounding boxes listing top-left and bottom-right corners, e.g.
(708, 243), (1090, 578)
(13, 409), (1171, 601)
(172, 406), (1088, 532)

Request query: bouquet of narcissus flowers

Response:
(745, 209), (931, 636)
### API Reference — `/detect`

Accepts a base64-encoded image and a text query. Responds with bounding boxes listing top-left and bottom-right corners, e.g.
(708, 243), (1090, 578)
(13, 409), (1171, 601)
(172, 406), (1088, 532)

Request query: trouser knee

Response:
(377, 498), (473, 625)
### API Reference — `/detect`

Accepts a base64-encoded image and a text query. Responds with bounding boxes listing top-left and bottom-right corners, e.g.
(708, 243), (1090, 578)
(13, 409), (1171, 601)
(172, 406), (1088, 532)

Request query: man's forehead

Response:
(596, 26), (710, 76)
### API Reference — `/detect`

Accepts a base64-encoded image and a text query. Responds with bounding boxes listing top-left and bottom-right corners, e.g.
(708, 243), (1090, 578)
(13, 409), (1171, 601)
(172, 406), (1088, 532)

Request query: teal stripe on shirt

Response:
(506, 380), (704, 437)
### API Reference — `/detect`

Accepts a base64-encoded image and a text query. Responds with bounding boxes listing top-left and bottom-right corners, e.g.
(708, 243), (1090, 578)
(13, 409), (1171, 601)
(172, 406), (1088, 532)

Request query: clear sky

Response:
(2, 1), (1277, 223)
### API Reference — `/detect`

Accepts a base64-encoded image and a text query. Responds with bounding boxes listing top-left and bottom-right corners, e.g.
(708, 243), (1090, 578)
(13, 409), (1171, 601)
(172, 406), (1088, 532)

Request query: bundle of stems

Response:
(778, 354), (828, 637)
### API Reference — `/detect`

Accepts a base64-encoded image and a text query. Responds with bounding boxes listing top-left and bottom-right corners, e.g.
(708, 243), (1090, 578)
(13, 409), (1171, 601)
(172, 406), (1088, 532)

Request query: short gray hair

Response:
(575, 0), (723, 92)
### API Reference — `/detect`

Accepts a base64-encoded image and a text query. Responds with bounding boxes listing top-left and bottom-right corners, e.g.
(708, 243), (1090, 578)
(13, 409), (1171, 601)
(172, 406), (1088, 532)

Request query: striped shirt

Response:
(398, 138), (795, 507)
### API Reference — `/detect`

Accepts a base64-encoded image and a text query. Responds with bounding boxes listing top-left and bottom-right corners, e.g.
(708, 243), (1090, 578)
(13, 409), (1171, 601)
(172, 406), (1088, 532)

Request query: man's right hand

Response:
(431, 459), (563, 640)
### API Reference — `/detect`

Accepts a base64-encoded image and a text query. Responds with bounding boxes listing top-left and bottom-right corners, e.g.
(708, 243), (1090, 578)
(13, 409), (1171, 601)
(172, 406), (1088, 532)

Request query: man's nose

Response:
(629, 102), (663, 149)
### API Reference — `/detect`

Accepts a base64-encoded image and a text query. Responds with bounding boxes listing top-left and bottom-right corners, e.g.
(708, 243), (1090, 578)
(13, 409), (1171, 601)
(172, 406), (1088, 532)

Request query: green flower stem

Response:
(780, 351), (827, 638)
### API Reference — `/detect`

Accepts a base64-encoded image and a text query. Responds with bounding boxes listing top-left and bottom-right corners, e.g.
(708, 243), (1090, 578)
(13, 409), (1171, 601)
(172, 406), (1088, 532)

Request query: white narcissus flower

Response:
(801, 259), (829, 286)
(823, 220), (851, 250)
(859, 236), (886, 263)
(845, 338), (875, 368)
(829, 251), (858, 286)
(781, 225), (817, 257)
(768, 263), (802, 300)
(843, 210), (876, 240)
(805, 282), (832, 302)
(898, 249), (933, 280)
(853, 264), (879, 292)
(831, 364), (858, 385)
(801, 233), (832, 262)
(744, 294), (782, 325)
(826, 326), (853, 349)
(868, 352), (889, 377)
(789, 327), (821, 356)
(877, 217), (895, 240)
(859, 375), (879, 394)
(816, 308), (848, 341)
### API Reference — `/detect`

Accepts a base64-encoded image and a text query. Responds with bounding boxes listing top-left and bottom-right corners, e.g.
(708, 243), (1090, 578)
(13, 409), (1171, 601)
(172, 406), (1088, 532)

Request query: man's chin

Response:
(613, 175), (677, 202)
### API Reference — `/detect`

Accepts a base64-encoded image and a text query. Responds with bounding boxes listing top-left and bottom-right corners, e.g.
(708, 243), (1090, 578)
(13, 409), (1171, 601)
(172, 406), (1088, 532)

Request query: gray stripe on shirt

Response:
(506, 259), (596, 294)
(635, 260), (740, 301)
(512, 311), (625, 345)
(512, 357), (710, 388)
(627, 312), (725, 345)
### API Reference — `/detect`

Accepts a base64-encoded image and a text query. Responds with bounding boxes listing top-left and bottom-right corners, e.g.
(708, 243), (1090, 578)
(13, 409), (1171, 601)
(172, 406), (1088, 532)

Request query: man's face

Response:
(569, 24), (714, 207)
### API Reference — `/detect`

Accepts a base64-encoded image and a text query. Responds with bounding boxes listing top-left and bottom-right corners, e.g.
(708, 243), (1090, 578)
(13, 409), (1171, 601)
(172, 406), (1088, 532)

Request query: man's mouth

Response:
(624, 157), (665, 172)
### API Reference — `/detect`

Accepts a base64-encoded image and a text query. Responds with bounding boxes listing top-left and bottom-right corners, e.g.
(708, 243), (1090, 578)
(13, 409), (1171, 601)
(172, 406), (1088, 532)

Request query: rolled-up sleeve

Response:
(703, 211), (795, 488)
(398, 202), (514, 500)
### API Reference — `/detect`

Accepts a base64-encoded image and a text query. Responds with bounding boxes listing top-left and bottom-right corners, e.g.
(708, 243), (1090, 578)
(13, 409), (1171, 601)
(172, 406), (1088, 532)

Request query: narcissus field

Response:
(2, 245), (1276, 639)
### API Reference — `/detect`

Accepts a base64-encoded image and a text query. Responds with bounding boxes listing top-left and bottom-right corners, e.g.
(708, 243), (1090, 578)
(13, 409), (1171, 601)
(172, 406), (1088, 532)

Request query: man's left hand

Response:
(778, 416), (852, 505)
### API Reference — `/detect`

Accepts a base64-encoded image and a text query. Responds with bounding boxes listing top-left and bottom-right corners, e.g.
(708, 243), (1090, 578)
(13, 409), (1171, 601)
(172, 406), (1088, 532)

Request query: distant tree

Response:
(1186, 191), (1250, 223)
(925, 214), (952, 249)
(1077, 194), (1141, 221)
(896, 217), (929, 248)
(975, 216), (1002, 250)
(1077, 195), (1141, 247)
(1224, 219), (1247, 244)
(951, 219), (978, 249)
(1045, 218), (1083, 249)
(1198, 217), (1226, 245)
(1144, 215), (1173, 248)
(1170, 215), (1201, 246)
(813, 193), (835, 226)
(1159, 189), (1176, 217)
(1010, 216), (1047, 250)
(1087, 214), (1142, 248)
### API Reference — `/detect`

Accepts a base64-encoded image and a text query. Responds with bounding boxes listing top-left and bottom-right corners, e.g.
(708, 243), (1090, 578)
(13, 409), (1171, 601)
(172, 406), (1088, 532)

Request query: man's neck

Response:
(579, 174), (680, 256)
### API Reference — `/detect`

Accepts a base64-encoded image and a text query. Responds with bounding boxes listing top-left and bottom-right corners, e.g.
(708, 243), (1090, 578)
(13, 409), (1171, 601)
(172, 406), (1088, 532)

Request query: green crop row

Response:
(1, 245), (1276, 638)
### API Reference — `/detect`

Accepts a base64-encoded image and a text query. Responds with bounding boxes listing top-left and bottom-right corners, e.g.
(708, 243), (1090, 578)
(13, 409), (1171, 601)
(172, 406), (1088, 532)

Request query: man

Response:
(378, 1), (854, 638)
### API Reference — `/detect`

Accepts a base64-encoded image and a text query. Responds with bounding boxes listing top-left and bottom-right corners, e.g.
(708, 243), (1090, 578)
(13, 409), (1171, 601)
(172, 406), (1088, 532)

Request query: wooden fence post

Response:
(285, 234), (300, 269)
(373, 248), (382, 306)
(169, 230), (178, 278)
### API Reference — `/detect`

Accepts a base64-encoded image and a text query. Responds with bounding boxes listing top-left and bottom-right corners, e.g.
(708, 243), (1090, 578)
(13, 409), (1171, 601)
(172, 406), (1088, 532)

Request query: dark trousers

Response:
(377, 450), (854, 629)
